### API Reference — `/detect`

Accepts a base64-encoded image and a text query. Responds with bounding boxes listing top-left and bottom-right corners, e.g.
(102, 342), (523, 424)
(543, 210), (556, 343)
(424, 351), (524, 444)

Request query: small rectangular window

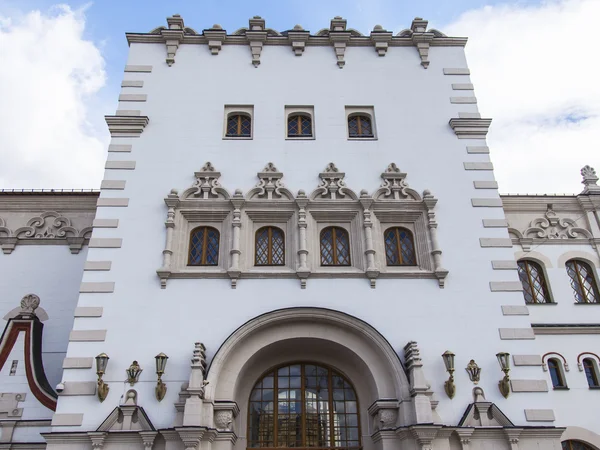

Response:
(345, 106), (377, 140)
(223, 105), (254, 139)
(285, 106), (315, 140)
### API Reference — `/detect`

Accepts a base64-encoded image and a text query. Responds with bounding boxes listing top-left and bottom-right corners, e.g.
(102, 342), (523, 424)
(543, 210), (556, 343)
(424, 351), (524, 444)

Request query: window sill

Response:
(223, 136), (252, 140)
(574, 302), (600, 305)
(588, 386), (600, 390)
(347, 137), (377, 141)
(527, 302), (558, 306)
(552, 386), (570, 390)
(286, 136), (315, 141)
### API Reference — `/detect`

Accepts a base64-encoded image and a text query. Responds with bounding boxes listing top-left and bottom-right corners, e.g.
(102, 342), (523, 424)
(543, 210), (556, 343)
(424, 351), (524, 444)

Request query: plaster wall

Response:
(56, 41), (590, 437)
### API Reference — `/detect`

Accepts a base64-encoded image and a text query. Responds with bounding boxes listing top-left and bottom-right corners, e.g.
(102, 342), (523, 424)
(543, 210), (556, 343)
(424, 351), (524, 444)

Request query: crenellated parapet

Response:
(127, 15), (466, 69)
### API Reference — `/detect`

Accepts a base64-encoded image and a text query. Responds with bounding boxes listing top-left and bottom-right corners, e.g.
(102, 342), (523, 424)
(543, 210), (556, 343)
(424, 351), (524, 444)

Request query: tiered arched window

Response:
(565, 259), (600, 303)
(255, 226), (285, 266)
(287, 114), (313, 138)
(226, 113), (252, 137)
(188, 226), (220, 266)
(348, 114), (373, 138)
(547, 358), (568, 389)
(320, 227), (351, 266)
(248, 363), (361, 450)
(562, 441), (595, 450)
(517, 260), (551, 304)
(583, 358), (600, 388)
(384, 227), (416, 266)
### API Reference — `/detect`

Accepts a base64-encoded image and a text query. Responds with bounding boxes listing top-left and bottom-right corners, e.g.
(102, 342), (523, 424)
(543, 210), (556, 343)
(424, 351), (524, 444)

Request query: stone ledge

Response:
(74, 307), (103, 318)
(97, 197), (129, 207)
(121, 80), (144, 87)
(450, 96), (477, 104)
(84, 261), (112, 271)
(105, 116), (148, 137)
(480, 238), (513, 247)
(482, 219), (509, 228)
(100, 180), (127, 190)
(492, 260), (518, 270)
(491, 281), (523, 292)
(511, 379), (549, 392)
(473, 181), (498, 189)
(124, 65), (152, 73)
(513, 355), (543, 366)
(472, 198), (503, 207)
(524, 409), (555, 422)
(449, 118), (492, 139)
(89, 238), (122, 248)
(443, 68), (470, 75)
(464, 162), (494, 171)
(466, 146), (489, 154)
(92, 219), (119, 228)
(51, 413), (84, 427)
(63, 357), (94, 369)
(69, 330), (107, 342)
(452, 83), (474, 90)
(105, 161), (136, 170)
(499, 328), (535, 340)
(118, 94), (147, 102)
(108, 144), (132, 153)
(79, 282), (115, 293)
(501, 305), (529, 315)
(60, 381), (97, 396)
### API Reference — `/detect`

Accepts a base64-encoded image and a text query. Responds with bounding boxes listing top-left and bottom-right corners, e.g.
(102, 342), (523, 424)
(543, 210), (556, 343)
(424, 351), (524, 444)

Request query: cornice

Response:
(449, 118), (492, 139)
(0, 193), (99, 211)
(532, 324), (600, 335)
(105, 115), (149, 137)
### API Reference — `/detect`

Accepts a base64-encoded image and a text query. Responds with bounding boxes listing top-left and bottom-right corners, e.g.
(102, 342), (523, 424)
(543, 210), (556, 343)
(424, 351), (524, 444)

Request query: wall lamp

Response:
(496, 352), (511, 398)
(126, 361), (143, 386)
(465, 359), (481, 384)
(441, 351), (456, 399)
(95, 353), (110, 402)
(155, 353), (169, 401)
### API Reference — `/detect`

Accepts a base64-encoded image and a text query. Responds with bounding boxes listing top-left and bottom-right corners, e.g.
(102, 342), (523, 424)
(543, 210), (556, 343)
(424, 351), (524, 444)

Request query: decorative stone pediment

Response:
(458, 388), (514, 427)
(246, 163), (294, 200)
(373, 163), (421, 201)
(97, 390), (155, 432)
(181, 162), (231, 200)
(310, 163), (358, 200)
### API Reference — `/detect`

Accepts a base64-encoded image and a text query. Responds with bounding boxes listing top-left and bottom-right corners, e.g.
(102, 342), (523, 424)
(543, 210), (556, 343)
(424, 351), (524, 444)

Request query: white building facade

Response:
(0, 14), (599, 450)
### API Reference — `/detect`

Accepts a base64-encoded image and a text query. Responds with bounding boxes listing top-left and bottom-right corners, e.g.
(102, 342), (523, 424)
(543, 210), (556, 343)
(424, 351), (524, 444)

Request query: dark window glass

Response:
(562, 441), (595, 450)
(548, 358), (566, 388)
(517, 260), (551, 303)
(384, 227), (416, 266)
(348, 115), (373, 138)
(288, 115), (313, 137)
(188, 226), (219, 265)
(583, 358), (600, 388)
(248, 363), (361, 450)
(320, 227), (351, 266)
(255, 226), (285, 266)
(566, 260), (600, 303)
(226, 114), (252, 137)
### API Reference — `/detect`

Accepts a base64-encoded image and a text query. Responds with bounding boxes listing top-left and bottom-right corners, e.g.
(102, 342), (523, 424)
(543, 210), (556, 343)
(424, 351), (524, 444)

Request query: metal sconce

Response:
(465, 359), (482, 384)
(441, 351), (456, 399)
(126, 360), (143, 386)
(496, 352), (511, 398)
(95, 353), (110, 402)
(155, 353), (169, 401)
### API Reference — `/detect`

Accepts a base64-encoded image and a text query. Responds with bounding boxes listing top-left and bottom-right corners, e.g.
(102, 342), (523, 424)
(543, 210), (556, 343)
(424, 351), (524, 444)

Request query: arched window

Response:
(583, 358), (600, 388)
(288, 114), (312, 138)
(226, 113), (252, 137)
(548, 358), (567, 389)
(566, 259), (600, 303)
(517, 260), (551, 304)
(255, 226), (285, 266)
(348, 114), (373, 138)
(188, 226), (219, 266)
(384, 227), (416, 266)
(248, 363), (361, 450)
(562, 441), (595, 450)
(320, 227), (351, 266)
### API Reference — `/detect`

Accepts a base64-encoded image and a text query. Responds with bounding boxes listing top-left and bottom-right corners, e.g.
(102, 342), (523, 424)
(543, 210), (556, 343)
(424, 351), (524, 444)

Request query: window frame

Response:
(285, 106), (315, 140)
(187, 226), (220, 266)
(547, 358), (568, 389)
(562, 440), (596, 450)
(582, 358), (600, 388)
(565, 259), (600, 304)
(384, 226), (417, 266)
(320, 226), (352, 267)
(345, 106), (377, 140)
(255, 226), (286, 266)
(517, 259), (552, 304)
(223, 105), (254, 140)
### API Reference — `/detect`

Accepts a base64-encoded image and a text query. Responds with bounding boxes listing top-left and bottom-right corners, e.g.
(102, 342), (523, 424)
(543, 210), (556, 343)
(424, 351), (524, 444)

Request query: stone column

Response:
(359, 191), (379, 288)
(296, 190), (310, 288)
(228, 190), (244, 288)
(158, 190), (179, 288)
(423, 190), (448, 287)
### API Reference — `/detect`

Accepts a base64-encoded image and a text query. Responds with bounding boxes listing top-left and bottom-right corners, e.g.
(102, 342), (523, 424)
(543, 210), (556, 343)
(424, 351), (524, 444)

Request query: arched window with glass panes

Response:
(562, 441), (595, 450)
(188, 226), (220, 266)
(226, 113), (252, 137)
(517, 260), (551, 304)
(547, 358), (568, 389)
(347, 114), (373, 138)
(255, 226), (285, 266)
(384, 227), (416, 266)
(582, 358), (600, 388)
(248, 363), (361, 450)
(565, 259), (600, 303)
(287, 114), (313, 138)
(320, 227), (351, 266)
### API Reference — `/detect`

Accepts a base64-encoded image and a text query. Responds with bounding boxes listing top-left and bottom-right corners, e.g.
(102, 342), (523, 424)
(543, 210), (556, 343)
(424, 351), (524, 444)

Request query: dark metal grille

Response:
(188, 226), (219, 265)
(255, 226), (285, 266)
(320, 227), (351, 266)
(583, 359), (600, 387)
(517, 260), (551, 304)
(384, 227), (416, 266)
(248, 363), (361, 450)
(566, 260), (600, 303)
(348, 115), (373, 138)
(288, 115), (313, 137)
(562, 441), (595, 450)
(548, 359), (566, 388)
(226, 114), (252, 137)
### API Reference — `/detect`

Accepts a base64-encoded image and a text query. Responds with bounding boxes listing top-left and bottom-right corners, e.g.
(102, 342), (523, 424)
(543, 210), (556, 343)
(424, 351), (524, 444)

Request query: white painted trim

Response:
(443, 68), (470, 75)
(51, 413), (84, 426)
(74, 307), (103, 318)
(492, 260), (518, 270)
(561, 427), (600, 449)
(105, 161), (136, 170)
(62, 357), (93, 369)
(464, 162), (494, 170)
(60, 381), (96, 396)
(480, 238), (513, 248)
(100, 180), (126, 190)
(108, 145), (132, 153)
(510, 380), (549, 392)
(69, 330), (107, 342)
(92, 219), (119, 228)
(452, 83), (474, 90)
(450, 96), (477, 104)
(466, 146), (489, 154)
(96, 198), (129, 207)
(124, 65), (152, 72)
(118, 94), (147, 102)
(84, 261), (112, 271)
(513, 355), (543, 366)
(473, 181), (498, 189)
(89, 238), (122, 248)
(490, 281), (523, 291)
(482, 219), (508, 228)
(499, 328), (535, 340)
(121, 80), (144, 87)
(524, 409), (555, 422)
(501, 305), (529, 315)
(557, 251), (600, 268)
(79, 282), (115, 293)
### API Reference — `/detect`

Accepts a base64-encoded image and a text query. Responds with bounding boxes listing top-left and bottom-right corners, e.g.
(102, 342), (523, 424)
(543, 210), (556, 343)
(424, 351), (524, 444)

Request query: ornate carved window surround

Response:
(157, 162), (448, 289)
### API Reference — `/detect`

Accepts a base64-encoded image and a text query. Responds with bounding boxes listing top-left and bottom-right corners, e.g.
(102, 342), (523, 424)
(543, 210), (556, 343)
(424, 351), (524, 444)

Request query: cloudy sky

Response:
(0, 0), (597, 193)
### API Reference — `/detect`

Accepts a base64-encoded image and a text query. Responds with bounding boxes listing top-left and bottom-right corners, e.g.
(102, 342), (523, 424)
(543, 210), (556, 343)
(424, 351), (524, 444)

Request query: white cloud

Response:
(0, 4), (107, 189)
(444, 0), (600, 194)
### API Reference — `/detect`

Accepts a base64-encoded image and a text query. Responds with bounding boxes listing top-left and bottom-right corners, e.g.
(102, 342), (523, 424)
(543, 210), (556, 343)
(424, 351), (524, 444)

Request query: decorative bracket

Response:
(329, 17), (351, 68)
(449, 118), (492, 139)
(204, 25), (227, 55)
(161, 15), (185, 66)
(105, 115), (149, 137)
(313, 163), (354, 200)
(288, 25), (310, 56)
(410, 18), (434, 68)
(370, 25), (392, 56)
(246, 16), (268, 67)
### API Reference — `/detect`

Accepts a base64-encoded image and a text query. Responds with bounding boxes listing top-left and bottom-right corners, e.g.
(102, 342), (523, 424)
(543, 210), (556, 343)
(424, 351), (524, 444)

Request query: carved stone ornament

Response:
(374, 163), (420, 200)
(581, 165), (600, 193)
(183, 162), (230, 200)
(510, 204), (592, 243)
(311, 163), (357, 200)
(19, 294), (40, 316)
(246, 163), (294, 200)
(329, 17), (351, 68)
(214, 410), (234, 431)
(377, 409), (398, 429)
